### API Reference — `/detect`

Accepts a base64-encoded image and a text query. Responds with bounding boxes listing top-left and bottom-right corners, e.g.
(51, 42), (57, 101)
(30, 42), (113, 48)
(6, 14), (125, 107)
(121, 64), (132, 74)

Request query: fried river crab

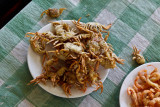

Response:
(26, 18), (124, 96)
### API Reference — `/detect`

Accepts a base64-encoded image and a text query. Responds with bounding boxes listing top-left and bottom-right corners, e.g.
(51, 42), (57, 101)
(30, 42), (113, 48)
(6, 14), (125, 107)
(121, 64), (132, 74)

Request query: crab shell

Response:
(133, 54), (145, 65)
(48, 8), (66, 18)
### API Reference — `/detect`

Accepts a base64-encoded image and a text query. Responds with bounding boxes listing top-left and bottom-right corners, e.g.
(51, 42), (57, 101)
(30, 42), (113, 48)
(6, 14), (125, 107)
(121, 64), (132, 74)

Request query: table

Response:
(0, 0), (160, 106)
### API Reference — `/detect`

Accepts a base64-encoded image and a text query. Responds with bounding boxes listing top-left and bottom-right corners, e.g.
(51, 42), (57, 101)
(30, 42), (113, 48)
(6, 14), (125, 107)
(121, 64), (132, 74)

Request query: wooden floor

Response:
(0, 0), (31, 29)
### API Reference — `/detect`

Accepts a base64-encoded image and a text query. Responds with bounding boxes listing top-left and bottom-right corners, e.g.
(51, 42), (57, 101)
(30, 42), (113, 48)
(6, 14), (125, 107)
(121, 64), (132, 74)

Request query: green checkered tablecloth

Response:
(0, 0), (160, 106)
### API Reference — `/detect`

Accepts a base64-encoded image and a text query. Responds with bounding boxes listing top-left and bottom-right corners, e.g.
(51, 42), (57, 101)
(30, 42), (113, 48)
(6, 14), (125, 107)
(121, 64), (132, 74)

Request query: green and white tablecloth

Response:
(0, 0), (160, 106)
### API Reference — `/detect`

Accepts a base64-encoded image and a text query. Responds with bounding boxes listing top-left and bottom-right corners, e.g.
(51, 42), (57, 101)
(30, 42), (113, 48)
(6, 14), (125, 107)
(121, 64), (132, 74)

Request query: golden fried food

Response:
(132, 46), (145, 65)
(41, 8), (66, 18)
(127, 65), (160, 107)
(26, 18), (124, 96)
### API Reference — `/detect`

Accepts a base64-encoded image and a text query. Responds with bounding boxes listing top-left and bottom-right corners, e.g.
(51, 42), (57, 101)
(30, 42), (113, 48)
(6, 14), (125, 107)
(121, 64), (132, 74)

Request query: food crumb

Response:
(86, 14), (90, 17)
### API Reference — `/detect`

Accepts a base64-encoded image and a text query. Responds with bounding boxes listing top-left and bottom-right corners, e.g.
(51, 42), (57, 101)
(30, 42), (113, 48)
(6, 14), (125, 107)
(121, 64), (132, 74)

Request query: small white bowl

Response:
(119, 62), (160, 107)
(27, 20), (109, 98)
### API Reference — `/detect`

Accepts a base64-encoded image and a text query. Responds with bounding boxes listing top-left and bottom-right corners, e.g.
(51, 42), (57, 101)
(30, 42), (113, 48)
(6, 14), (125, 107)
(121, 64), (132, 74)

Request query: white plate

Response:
(27, 20), (109, 98)
(119, 62), (160, 107)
